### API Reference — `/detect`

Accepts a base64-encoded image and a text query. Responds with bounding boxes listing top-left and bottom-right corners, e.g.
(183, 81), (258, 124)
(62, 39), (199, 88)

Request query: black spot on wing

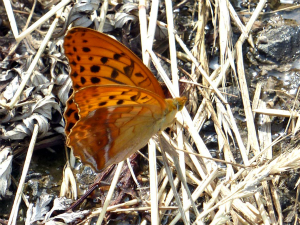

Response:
(67, 98), (73, 105)
(111, 69), (118, 79)
(65, 108), (75, 117)
(67, 122), (75, 132)
(74, 112), (79, 121)
(91, 65), (100, 73)
(135, 72), (143, 77)
(124, 59), (134, 78)
(114, 54), (121, 60)
(72, 72), (78, 78)
(101, 57), (108, 64)
(82, 47), (90, 52)
(74, 84), (81, 89)
(117, 100), (124, 105)
(99, 102), (107, 106)
(91, 77), (101, 84)
(81, 77), (86, 84)
(131, 95), (138, 101)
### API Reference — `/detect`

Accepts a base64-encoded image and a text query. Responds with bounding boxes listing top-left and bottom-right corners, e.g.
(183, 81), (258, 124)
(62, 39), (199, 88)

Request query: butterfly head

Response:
(160, 97), (187, 130)
(174, 96), (187, 111)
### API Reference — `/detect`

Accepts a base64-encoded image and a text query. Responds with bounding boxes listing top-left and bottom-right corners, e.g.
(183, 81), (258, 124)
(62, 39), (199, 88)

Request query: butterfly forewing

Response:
(64, 27), (165, 97)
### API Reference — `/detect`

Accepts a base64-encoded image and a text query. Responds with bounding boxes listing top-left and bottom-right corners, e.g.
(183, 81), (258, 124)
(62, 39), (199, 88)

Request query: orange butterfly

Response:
(63, 27), (186, 171)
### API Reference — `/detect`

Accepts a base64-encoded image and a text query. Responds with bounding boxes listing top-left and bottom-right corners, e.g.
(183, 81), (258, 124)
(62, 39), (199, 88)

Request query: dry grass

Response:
(2, 0), (300, 224)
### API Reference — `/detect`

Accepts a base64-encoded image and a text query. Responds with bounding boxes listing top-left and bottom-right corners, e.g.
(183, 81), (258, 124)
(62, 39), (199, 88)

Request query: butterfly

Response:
(63, 27), (187, 171)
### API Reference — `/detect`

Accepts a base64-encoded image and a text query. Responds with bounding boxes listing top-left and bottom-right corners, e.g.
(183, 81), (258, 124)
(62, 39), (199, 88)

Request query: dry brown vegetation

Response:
(1, 0), (300, 224)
